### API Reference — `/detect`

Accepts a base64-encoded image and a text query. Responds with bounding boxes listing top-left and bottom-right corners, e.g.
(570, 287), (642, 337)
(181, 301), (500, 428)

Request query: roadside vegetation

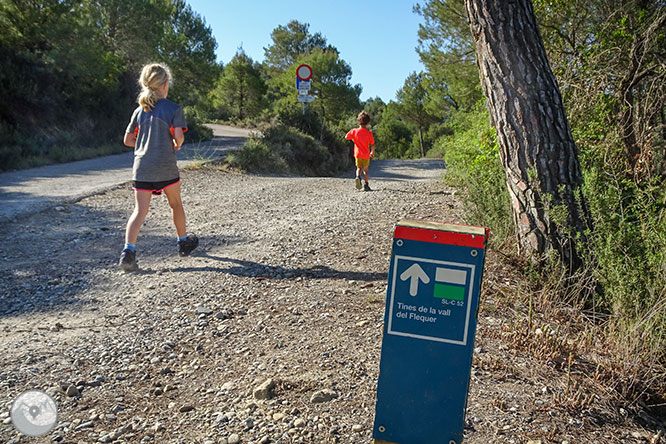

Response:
(0, 0), (217, 171)
(414, 0), (666, 419)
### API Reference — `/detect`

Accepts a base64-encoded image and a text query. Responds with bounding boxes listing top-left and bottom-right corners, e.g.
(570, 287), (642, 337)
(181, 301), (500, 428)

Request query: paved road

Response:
(0, 124), (254, 222)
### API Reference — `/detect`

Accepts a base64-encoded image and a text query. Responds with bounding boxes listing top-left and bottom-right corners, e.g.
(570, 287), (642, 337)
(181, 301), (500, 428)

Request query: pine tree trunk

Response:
(238, 78), (246, 119)
(465, 0), (590, 271)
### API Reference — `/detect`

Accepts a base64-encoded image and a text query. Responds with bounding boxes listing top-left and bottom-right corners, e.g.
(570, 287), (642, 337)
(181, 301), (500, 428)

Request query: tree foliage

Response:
(298, 49), (361, 125)
(211, 49), (267, 120)
(534, 0), (666, 181)
(0, 0), (219, 170)
(259, 21), (361, 129)
(263, 20), (333, 71)
(373, 103), (415, 159)
(415, 0), (666, 366)
(396, 72), (440, 157)
(159, 0), (220, 107)
(414, 0), (483, 111)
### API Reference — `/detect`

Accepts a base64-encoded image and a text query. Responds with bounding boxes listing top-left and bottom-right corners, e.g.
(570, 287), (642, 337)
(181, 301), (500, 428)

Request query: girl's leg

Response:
(163, 182), (186, 238)
(356, 165), (362, 178)
(125, 190), (152, 245)
(363, 165), (370, 183)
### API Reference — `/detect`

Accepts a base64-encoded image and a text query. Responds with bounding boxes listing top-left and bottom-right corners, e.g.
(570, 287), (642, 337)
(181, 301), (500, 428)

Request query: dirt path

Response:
(0, 159), (655, 444)
(0, 125), (253, 223)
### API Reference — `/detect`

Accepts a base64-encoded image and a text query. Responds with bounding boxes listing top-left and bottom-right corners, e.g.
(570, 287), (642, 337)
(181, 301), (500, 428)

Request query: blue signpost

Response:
(373, 219), (489, 444)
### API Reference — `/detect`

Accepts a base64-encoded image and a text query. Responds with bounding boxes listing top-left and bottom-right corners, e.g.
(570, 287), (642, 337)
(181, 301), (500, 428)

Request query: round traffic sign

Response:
(296, 64), (313, 81)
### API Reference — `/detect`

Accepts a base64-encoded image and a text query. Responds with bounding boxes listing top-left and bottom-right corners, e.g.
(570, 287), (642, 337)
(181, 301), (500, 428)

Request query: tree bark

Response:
(238, 78), (245, 119)
(465, 0), (591, 271)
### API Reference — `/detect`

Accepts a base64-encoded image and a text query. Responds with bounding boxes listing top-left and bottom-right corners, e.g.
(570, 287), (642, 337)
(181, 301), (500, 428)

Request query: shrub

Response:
(229, 124), (349, 176)
(0, 119), (128, 171)
(183, 107), (214, 142)
(227, 136), (288, 174)
(439, 105), (514, 247)
(582, 166), (666, 361)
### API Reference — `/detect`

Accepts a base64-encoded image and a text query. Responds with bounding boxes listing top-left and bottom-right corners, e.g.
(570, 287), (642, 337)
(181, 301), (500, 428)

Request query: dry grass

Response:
(481, 247), (666, 427)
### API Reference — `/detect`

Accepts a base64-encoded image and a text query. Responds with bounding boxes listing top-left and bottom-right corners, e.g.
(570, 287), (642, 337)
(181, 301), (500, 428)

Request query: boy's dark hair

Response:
(357, 111), (371, 126)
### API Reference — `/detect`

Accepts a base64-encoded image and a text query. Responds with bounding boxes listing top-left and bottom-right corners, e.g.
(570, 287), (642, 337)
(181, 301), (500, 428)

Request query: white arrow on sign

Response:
(400, 264), (430, 296)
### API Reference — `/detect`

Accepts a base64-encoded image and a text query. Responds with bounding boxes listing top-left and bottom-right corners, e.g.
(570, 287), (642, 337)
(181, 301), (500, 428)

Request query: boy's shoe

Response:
(355, 177), (362, 190)
(178, 234), (199, 257)
(363, 183), (371, 191)
(119, 249), (138, 272)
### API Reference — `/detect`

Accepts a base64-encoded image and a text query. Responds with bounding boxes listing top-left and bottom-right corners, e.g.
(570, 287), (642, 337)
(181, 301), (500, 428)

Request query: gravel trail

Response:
(0, 159), (655, 444)
(0, 159), (461, 444)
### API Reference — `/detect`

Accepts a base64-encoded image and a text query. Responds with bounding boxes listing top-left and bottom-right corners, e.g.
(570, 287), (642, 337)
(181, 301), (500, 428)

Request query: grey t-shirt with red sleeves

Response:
(125, 98), (187, 182)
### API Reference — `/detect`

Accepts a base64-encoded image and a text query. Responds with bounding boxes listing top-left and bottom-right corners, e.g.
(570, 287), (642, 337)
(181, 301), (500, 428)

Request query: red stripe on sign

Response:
(394, 225), (488, 249)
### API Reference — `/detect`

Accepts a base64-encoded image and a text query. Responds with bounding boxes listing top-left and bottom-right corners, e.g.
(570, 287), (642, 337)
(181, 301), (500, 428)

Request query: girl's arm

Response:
(173, 127), (185, 151)
(124, 132), (137, 147)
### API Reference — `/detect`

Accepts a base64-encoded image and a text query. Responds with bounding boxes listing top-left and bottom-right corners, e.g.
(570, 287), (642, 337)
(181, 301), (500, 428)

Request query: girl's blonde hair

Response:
(137, 63), (172, 112)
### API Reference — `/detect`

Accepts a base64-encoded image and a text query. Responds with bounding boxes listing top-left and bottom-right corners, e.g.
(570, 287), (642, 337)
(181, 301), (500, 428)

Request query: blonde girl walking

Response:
(119, 63), (198, 272)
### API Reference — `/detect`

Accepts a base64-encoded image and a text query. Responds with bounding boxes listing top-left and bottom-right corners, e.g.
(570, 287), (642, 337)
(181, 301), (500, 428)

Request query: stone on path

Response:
(310, 388), (338, 403)
(253, 378), (275, 400)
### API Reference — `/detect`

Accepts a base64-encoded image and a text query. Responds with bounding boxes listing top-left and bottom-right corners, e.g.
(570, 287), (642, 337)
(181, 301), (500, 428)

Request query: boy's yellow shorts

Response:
(355, 157), (370, 167)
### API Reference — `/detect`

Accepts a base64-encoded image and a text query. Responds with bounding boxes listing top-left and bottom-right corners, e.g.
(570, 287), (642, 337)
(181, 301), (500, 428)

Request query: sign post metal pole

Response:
(373, 219), (489, 444)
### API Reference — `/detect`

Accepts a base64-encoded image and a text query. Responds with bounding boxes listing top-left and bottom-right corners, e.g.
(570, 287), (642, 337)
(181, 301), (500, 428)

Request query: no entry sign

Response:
(373, 219), (489, 444)
(296, 64), (312, 81)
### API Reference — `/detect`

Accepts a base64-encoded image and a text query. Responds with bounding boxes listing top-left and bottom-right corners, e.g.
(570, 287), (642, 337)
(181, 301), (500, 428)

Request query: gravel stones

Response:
(310, 388), (338, 403)
(98, 433), (114, 443)
(65, 384), (80, 397)
(196, 305), (213, 316)
(179, 404), (195, 412)
(253, 378), (275, 400)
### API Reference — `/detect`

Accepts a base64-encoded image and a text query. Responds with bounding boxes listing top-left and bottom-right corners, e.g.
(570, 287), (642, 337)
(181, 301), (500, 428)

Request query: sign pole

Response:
(373, 219), (489, 444)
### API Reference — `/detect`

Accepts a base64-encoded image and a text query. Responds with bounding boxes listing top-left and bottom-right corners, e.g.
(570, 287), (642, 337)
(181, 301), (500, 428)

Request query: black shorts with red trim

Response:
(132, 177), (180, 195)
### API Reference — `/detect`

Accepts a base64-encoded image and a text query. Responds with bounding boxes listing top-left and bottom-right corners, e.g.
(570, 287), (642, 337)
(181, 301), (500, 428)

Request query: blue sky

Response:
(186, 0), (426, 102)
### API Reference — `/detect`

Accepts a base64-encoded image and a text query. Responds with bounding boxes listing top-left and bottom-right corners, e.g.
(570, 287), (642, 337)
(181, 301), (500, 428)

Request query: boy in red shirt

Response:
(345, 111), (375, 191)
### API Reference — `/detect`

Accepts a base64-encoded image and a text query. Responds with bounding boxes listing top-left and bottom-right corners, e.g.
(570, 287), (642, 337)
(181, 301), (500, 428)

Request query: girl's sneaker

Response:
(119, 249), (138, 272)
(178, 234), (199, 256)
(355, 177), (362, 190)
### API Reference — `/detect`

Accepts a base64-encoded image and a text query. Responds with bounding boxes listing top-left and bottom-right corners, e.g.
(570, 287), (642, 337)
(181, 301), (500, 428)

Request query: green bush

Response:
(279, 108), (352, 171)
(374, 112), (413, 159)
(442, 100), (666, 366)
(561, 92), (666, 362)
(0, 120), (128, 171)
(229, 123), (349, 176)
(439, 105), (514, 246)
(583, 167), (666, 360)
(227, 136), (288, 174)
(183, 107), (214, 143)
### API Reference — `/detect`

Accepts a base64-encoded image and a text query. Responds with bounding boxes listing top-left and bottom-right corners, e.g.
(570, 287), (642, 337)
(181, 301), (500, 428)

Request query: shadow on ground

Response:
(368, 158), (446, 181)
(170, 253), (387, 282)
(178, 134), (249, 162)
